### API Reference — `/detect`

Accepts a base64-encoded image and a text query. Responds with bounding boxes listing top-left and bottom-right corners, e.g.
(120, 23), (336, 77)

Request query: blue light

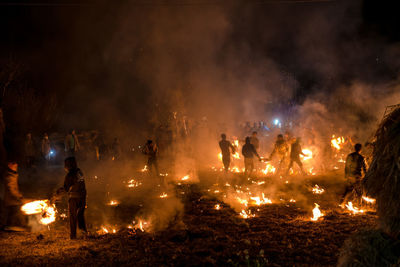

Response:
(49, 150), (55, 155)
(273, 119), (280, 126)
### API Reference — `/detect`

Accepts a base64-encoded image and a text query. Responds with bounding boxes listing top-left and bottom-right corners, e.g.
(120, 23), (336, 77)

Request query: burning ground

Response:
(0, 162), (377, 266)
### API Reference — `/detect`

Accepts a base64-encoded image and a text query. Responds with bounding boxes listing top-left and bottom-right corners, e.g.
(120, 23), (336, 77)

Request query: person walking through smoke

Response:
(242, 136), (261, 177)
(267, 134), (289, 175)
(341, 143), (367, 205)
(55, 157), (87, 239)
(286, 137), (306, 175)
(143, 140), (162, 185)
(219, 134), (235, 172)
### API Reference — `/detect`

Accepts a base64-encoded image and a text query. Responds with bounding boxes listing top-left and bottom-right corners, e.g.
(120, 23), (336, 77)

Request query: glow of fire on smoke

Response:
(331, 135), (345, 150)
(181, 175), (190, 181)
(300, 149), (313, 161)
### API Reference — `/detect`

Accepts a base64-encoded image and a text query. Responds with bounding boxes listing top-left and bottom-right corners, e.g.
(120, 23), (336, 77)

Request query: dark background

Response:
(0, 0), (399, 135)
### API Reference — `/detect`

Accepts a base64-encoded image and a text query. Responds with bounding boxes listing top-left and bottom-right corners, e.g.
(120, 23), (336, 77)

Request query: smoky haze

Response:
(55, 0), (399, 143)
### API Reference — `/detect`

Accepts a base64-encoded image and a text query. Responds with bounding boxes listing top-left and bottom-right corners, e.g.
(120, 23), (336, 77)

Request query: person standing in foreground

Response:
(2, 159), (27, 231)
(59, 157), (87, 239)
(342, 143), (367, 205)
(219, 134), (235, 172)
(242, 137), (261, 177)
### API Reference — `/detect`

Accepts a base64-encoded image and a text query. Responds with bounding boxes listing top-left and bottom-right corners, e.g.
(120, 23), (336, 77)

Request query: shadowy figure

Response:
(57, 157), (87, 239)
(268, 134), (289, 175)
(2, 159), (28, 231)
(341, 143), (367, 205)
(286, 137), (306, 175)
(143, 140), (162, 184)
(219, 134), (235, 172)
(242, 136), (261, 177)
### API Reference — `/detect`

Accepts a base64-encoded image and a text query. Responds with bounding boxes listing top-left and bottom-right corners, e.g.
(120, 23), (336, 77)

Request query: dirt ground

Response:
(0, 161), (377, 266)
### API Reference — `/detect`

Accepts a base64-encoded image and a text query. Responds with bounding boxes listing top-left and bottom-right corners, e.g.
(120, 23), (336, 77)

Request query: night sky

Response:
(0, 0), (399, 132)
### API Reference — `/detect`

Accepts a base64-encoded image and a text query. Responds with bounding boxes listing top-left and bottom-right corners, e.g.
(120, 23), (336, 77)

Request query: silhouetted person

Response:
(143, 140), (160, 179)
(219, 134), (235, 172)
(2, 160), (27, 231)
(65, 129), (80, 157)
(41, 133), (51, 162)
(268, 134), (289, 174)
(59, 157), (87, 239)
(341, 143), (367, 205)
(242, 137), (261, 176)
(286, 137), (306, 175)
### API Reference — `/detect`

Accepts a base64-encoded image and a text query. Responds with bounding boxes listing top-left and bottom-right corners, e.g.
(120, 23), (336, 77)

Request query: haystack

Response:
(363, 107), (400, 237)
(338, 107), (400, 266)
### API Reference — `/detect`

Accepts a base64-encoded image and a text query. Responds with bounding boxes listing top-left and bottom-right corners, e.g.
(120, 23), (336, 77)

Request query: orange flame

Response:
(21, 200), (57, 225)
(310, 203), (324, 221)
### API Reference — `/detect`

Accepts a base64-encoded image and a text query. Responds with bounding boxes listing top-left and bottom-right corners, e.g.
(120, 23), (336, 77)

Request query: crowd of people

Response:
(19, 130), (123, 167)
(219, 130), (369, 207)
(0, 115), (371, 240)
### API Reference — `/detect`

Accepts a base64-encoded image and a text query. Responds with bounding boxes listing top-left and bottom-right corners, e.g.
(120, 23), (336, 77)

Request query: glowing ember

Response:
(345, 202), (364, 214)
(21, 200), (57, 225)
(108, 200), (119, 206)
(215, 204), (221, 210)
(141, 165), (148, 172)
(181, 175), (190, 181)
(236, 197), (248, 207)
(331, 135), (345, 150)
(312, 184), (325, 194)
(127, 179), (142, 188)
(301, 149), (313, 161)
(239, 209), (255, 219)
(310, 203), (324, 221)
(250, 193), (272, 206)
(97, 226), (117, 235)
(362, 196), (376, 204)
(159, 192), (168, 198)
(134, 220), (148, 232)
